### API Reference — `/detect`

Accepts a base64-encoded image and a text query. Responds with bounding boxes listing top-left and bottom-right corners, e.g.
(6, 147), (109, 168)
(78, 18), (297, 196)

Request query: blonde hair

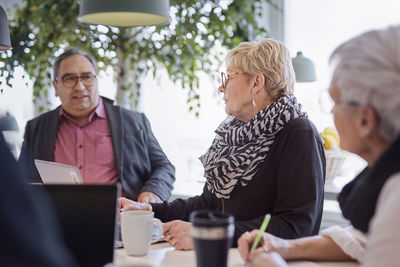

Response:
(226, 38), (295, 100)
(330, 26), (400, 143)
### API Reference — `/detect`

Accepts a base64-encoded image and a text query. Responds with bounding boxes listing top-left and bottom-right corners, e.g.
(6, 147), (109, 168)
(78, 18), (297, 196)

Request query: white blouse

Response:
(322, 172), (400, 266)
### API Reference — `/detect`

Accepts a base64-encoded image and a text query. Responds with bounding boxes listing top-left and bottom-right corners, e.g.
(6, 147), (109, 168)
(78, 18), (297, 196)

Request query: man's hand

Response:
(163, 220), (194, 250)
(118, 197), (148, 212)
(138, 191), (162, 203)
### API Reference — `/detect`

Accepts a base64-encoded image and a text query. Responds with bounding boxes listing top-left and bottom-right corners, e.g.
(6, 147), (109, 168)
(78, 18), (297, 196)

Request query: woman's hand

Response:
(250, 251), (288, 267)
(238, 230), (291, 262)
(118, 197), (148, 211)
(163, 220), (193, 250)
(238, 230), (289, 267)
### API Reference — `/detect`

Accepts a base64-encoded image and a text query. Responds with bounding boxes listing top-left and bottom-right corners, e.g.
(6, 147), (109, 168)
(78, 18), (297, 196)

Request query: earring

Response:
(252, 96), (256, 107)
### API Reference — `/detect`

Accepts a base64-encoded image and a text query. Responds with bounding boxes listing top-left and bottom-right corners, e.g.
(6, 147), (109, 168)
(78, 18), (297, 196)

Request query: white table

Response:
(113, 242), (359, 267)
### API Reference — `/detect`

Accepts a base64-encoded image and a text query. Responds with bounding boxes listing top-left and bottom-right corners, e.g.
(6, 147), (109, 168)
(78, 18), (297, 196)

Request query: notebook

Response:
(34, 159), (83, 184)
(31, 184), (120, 267)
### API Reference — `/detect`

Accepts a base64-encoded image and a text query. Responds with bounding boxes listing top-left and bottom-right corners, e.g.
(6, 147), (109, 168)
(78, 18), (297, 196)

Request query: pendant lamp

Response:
(0, 112), (19, 131)
(292, 51), (317, 82)
(78, 0), (170, 27)
(0, 4), (11, 51)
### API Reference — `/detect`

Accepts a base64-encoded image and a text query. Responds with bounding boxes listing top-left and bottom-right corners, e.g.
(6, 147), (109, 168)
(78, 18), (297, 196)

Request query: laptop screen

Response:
(31, 184), (119, 267)
(34, 159), (83, 184)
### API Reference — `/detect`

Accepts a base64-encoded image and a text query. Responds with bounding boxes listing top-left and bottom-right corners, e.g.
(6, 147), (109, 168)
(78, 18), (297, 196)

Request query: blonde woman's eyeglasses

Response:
(220, 71), (244, 88)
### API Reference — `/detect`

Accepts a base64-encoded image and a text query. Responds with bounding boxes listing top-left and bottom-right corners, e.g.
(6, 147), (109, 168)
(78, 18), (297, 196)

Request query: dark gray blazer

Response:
(18, 97), (175, 200)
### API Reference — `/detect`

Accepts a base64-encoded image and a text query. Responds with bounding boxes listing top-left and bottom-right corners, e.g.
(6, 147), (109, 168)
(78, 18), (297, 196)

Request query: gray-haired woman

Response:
(120, 38), (325, 250)
(238, 26), (400, 267)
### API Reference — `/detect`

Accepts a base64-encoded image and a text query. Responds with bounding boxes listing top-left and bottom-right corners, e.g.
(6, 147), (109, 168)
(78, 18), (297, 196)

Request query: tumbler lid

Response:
(190, 210), (234, 227)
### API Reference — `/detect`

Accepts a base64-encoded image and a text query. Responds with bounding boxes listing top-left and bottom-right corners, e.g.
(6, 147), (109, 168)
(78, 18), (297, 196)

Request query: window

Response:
(140, 70), (226, 197)
(284, 0), (400, 190)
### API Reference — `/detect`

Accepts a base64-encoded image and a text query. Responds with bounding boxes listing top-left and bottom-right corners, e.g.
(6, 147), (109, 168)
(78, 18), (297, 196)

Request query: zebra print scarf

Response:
(199, 94), (307, 199)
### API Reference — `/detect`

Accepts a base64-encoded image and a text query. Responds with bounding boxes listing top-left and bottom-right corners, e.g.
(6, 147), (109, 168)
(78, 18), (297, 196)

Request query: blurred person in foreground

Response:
(238, 26), (400, 267)
(120, 38), (325, 250)
(0, 4), (77, 266)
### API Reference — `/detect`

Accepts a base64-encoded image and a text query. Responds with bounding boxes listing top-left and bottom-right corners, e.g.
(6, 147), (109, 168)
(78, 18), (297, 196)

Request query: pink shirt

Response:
(54, 98), (120, 184)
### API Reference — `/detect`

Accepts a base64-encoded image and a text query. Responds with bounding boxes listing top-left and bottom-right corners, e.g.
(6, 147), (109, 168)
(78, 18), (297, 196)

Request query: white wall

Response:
(285, 0), (400, 186)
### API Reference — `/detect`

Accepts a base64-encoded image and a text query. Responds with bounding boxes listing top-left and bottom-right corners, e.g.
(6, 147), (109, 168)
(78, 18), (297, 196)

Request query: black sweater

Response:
(152, 117), (325, 246)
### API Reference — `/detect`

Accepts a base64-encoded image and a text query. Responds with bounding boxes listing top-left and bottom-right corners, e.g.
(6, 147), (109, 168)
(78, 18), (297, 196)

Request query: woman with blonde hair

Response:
(120, 38), (325, 250)
(238, 26), (400, 267)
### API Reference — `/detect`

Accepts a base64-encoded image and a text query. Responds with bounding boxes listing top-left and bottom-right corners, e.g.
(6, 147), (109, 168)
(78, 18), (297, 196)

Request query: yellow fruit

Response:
(322, 128), (336, 137)
(320, 127), (340, 150)
(322, 135), (337, 150)
(322, 128), (340, 145)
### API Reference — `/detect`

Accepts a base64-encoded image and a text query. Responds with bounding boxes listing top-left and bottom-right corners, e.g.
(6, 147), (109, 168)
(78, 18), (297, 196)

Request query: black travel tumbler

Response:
(190, 210), (234, 267)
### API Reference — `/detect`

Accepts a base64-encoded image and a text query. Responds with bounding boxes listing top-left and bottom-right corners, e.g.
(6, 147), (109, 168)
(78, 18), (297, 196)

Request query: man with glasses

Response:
(19, 48), (175, 203)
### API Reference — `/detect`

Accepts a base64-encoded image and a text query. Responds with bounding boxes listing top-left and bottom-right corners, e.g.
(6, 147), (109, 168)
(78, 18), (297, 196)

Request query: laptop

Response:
(31, 184), (120, 267)
(34, 159), (83, 184)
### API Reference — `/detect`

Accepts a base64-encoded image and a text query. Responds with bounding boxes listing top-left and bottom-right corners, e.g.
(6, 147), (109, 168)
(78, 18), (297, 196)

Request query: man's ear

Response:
(358, 106), (379, 138)
(52, 80), (59, 97)
(251, 73), (265, 95)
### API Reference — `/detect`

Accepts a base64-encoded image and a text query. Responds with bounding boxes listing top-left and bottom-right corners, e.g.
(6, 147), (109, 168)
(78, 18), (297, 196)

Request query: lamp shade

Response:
(292, 51), (316, 82)
(0, 112), (19, 131)
(78, 0), (170, 27)
(0, 4), (11, 51)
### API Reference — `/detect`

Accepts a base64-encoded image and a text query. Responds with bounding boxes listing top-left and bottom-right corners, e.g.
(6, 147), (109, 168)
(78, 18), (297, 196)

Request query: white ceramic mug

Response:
(120, 210), (163, 256)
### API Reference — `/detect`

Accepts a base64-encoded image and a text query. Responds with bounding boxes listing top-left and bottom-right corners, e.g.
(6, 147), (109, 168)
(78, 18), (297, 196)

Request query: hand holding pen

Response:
(251, 214), (271, 252)
(237, 214), (271, 261)
(237, 215), (291, 264)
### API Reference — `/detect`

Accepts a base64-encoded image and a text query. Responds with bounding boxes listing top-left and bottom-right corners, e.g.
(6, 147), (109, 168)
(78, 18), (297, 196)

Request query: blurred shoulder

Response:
(364, 172), (400, 266)
(370, 172), (400, 234)
(379, 172), (400, 202)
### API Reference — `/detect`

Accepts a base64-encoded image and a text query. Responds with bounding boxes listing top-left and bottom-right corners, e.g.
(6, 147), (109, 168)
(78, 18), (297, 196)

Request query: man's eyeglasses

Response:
(220, 71), (244, 88)
(55, 73), (97, 88)
(330, 100), (360, 113)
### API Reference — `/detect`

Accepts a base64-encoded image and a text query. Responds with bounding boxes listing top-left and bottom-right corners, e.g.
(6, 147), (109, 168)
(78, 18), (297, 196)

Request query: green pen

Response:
(250, 214), (271, 252)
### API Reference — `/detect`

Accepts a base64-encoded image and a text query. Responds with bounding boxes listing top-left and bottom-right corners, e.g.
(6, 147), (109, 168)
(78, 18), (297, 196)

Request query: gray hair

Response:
(330, 25), (400, 143)
(226, 38), (295, 101)
(53, 48), (98, 79)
